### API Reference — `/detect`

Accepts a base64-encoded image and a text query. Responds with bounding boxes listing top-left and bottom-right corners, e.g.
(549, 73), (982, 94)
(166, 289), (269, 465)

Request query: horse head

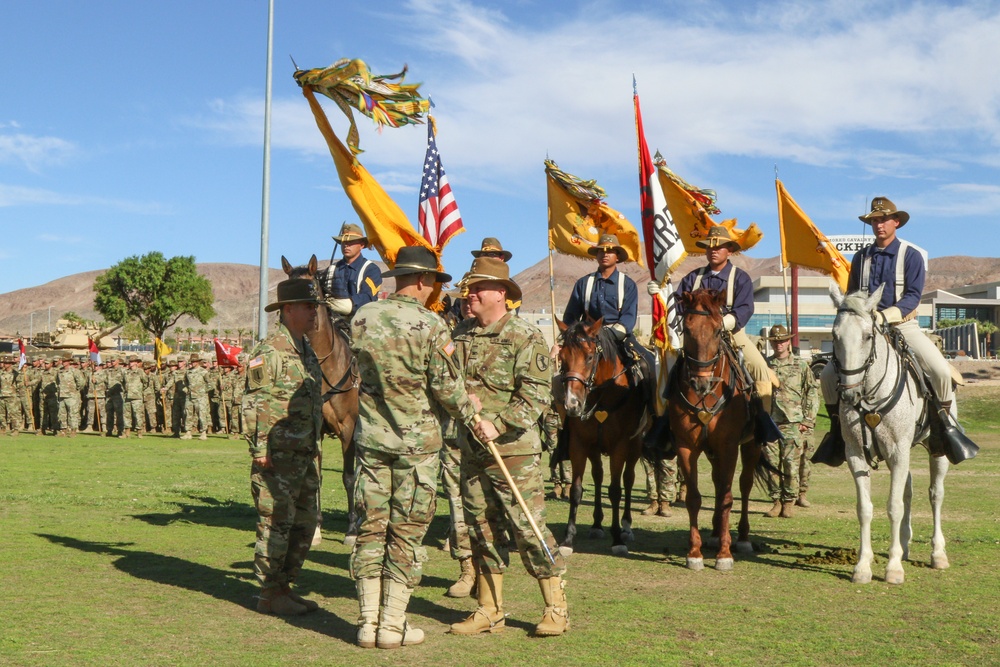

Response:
(679, 289), (726, 397)
(830, 283), (885, 406)
(556, 317), (606, 418)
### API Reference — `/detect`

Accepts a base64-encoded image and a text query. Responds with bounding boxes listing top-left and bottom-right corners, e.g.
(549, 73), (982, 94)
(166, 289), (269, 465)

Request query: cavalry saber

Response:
(473, 414), (557, 565)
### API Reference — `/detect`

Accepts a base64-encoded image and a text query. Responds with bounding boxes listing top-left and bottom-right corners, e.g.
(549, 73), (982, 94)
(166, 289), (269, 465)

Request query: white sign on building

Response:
(828, 234), (928, 269)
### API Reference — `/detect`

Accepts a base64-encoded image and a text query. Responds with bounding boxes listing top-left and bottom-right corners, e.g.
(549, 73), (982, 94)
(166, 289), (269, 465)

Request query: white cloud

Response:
(0, 183), (171, 215)
(0, 132), (77, 172)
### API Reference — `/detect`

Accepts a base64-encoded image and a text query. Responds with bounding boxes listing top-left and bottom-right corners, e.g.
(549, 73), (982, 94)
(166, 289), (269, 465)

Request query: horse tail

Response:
(753, 443), (785, 497)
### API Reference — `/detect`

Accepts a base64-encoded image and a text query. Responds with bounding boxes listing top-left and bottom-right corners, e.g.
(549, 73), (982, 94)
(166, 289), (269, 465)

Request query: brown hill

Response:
(1, 255), (997, 340)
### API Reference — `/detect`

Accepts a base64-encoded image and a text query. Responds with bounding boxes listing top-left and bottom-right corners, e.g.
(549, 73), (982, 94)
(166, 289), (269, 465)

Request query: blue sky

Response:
(2, 0), (999, 294)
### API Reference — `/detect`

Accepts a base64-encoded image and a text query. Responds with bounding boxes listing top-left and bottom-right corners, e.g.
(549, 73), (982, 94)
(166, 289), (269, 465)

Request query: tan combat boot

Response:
(256, 586), (307, 616)
(450, 572), (504, 635)
(446, 557), (477, 598)
(180, 431), (192, 440)
(795, 492), (811, 508)
(640, 500), (659, 516)
(763, 499), (782, 518)
(198, 431), (208, 441)
(355, 577), (380, 648)
(657, 500), (673, 517)
(137, 429), (144, 439)
(780, 501), (795, 518)
(376, 577), (424, 649)
(119, 429), (130, 439)
(534, 576), (569, 636)
(282, 584), (318, 612)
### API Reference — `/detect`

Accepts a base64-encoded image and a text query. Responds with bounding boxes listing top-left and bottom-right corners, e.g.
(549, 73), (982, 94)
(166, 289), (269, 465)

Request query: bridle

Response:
(558, 328), (629, 421)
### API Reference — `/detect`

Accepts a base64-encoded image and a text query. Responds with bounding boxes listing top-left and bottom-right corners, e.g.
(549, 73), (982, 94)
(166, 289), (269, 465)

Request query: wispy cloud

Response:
(0, 183), (171, 215)
(0, 131), (77, 172)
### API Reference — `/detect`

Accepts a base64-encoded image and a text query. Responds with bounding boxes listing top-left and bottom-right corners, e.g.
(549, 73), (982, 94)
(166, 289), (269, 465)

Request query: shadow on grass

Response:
(36, 533), (366, 645)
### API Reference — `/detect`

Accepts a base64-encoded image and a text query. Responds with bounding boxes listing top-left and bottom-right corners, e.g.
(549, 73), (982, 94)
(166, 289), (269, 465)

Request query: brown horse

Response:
(667, 288), (763, 570)
(555, 318), (647, 556)
(281, 255), (360, 545)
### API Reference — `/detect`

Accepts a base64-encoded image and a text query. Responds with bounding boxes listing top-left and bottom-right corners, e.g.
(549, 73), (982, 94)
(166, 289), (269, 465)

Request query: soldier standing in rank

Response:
(105, 358), (125, 437)
(184, 355), (210, 440)
(121, 357), (148, 438)
(764, 325), (819, 518)
(28, 358), (43, 434)
(39, 359), (58, 435)
(243, 278), (324, 616)
(170, 358), (187, 437)
(56, 354), (85, 437)
(143, 362), (162, 432)
(17, 356), (36, 434)
(88, 361), (107, 435)
(349, 247), (480, 649)
(320, 222), (383, 318)
(0, 356), (21, 435)
(450, 256), (569, 638)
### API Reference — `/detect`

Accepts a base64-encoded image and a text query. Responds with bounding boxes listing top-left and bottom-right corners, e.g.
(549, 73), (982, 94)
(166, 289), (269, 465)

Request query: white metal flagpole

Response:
(257, 0), (274, 342)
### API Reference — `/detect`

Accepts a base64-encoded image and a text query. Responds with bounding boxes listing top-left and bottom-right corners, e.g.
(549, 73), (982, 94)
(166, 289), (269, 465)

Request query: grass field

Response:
(2, 388), (998, 666)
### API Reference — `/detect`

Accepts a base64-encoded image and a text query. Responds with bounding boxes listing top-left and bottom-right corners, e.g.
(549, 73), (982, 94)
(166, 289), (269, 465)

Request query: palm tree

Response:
(236, 327), (248, 349)
(197, 328), (208, 352)
(223, 328), (233, 345)
(185, 327), (195, 352)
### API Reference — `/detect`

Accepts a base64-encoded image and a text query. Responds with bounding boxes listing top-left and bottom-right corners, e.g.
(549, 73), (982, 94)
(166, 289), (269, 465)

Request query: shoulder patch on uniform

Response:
(535, 352), (549, 373)
(442, 340), (456, 357)
(248, 356), (264, 368)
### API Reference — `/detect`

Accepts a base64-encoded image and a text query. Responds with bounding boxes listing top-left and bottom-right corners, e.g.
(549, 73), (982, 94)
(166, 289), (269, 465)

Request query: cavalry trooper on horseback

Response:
(814, 197), (978, 466)
(646, 225), (780, 450)
(320, 222), (383, 318)
(561, 234), (656, 405)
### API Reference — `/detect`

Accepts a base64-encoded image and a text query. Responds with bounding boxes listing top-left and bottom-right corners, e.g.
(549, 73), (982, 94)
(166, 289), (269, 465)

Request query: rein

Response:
(558, 329), (630, 422)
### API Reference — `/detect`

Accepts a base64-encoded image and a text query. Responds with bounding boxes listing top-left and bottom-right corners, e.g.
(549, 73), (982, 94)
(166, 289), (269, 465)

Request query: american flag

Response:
(418, 121), (464, 248)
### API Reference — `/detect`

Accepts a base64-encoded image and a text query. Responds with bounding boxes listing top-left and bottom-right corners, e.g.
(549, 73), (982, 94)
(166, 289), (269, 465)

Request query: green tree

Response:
(93, 252), (215, 342)
(62, 312), (86, 327)
(197, 328), (208, 352)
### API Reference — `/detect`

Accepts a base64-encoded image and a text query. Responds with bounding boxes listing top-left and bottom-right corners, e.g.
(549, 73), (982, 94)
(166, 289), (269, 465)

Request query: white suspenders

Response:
(583, 272), (625, 317)
(692, 266), (737, 308)
(859, 241), (910, 301)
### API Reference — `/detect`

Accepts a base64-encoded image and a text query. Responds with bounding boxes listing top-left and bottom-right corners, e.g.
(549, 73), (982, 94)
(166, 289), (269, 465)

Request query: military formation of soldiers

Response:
(0, 351), (244, 439)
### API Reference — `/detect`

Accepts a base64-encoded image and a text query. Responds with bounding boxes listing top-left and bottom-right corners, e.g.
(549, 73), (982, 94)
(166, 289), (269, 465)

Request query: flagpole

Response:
(548, 246), (559, 343)
(256, 0), (274, 342)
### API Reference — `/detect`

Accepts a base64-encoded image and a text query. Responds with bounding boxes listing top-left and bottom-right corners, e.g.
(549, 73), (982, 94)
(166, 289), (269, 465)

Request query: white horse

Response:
(830, 284), (950, 585)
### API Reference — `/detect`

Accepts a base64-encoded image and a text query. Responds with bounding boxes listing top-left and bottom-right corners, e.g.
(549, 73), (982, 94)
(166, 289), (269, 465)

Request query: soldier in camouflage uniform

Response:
(143, 363), (163, 432)
(349, 247), (479, 650)
(105, 358), (125, 437)
(764, 325), (819, 518)
(56, 354), (86, 437)
(217, 365), (236, 437)
(183, 355), (210, 440)
(87, 362), (107, 435)
(640, 457), (678, 518)
(231, 364), (245, 437)
(449, 256), (569, 638)
(243, 278), (324, 617)
(169, 359), (187, 437)
(17, 357), (36, 433)
(39, 359), (58, 435)
(122, 357), (148, 438)
(0, 356), (21, 435)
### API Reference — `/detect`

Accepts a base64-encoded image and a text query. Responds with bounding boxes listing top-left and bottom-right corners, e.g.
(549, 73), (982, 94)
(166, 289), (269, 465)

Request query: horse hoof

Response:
(622, 529), (635, 543)
(734, 540), (754, 554)
(342, 535), (357, 548)
(852, 570), (872, 585)
(611, 544), (629, 557)
(715, 557), (734, 571)
(931, 555), (950, 570)
(589, 528), (605, 539)
(558, 546), (574, 558)
(885, 570), (905, 585)
(686, 557), (704, 571)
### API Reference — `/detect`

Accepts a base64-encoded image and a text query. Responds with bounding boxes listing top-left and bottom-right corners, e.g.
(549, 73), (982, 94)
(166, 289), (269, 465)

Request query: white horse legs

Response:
(900, 472), (913, 561)
(883, 450), (911, 585)
(929, 454), (950, 569)
(849, 461), (874, 584)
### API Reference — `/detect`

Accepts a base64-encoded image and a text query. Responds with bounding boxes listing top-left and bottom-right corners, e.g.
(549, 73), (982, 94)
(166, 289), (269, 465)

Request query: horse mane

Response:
(286, 264), (315, 280)
(684, 288), (724, 319)
(562, 320), (617, 366)
(839, 290), (873, 317)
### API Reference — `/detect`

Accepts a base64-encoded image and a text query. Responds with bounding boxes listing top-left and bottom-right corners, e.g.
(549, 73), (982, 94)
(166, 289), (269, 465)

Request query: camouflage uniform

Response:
(766, 352), (819, 503)
(39, 364), (59, 434)
(0, 361), (21, 434)
(348, 294), (478, 587)
(643, 457), (678, 503)
(452, 313), (566, 579)
(88, 366), (107, 434)
(440, 418), (472, 561)
(185, 363), (211, 436)
(243, 322), (323, 591)
(105, 363), (125, 436)
(17, 363), (35, 432)
(230, 367), (245, 435)
(56, 362), (85, 434)
(122, 364), (148, 435)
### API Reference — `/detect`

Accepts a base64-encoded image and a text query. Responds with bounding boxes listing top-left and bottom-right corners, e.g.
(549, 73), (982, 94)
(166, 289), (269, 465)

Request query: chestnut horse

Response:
(667, 289), (764, 571)
(281, 255), (360, 545)
(555, 318), (647, 556)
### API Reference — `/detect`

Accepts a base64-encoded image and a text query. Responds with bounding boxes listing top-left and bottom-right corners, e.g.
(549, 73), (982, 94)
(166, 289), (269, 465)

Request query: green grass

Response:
(1, 410), (999, 667)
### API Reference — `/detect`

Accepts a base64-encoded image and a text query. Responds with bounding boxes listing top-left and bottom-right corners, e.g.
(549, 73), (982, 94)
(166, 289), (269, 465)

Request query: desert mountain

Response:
(2, 255), (999, 339)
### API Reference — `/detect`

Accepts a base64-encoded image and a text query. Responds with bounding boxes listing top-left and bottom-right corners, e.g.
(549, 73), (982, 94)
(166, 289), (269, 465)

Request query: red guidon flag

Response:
(214, 338), (242, 367)
(18, 338), (26, 370)
(88, 337), (101, 365)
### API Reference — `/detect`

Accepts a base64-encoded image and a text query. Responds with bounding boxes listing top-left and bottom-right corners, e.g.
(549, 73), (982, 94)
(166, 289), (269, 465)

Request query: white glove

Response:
(328, 298), (352, 316)
(879, 307), (903, 325)
(608, 323), (628, 341)
(646, 280), (661, 297)
(722, 314), (737, 331)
